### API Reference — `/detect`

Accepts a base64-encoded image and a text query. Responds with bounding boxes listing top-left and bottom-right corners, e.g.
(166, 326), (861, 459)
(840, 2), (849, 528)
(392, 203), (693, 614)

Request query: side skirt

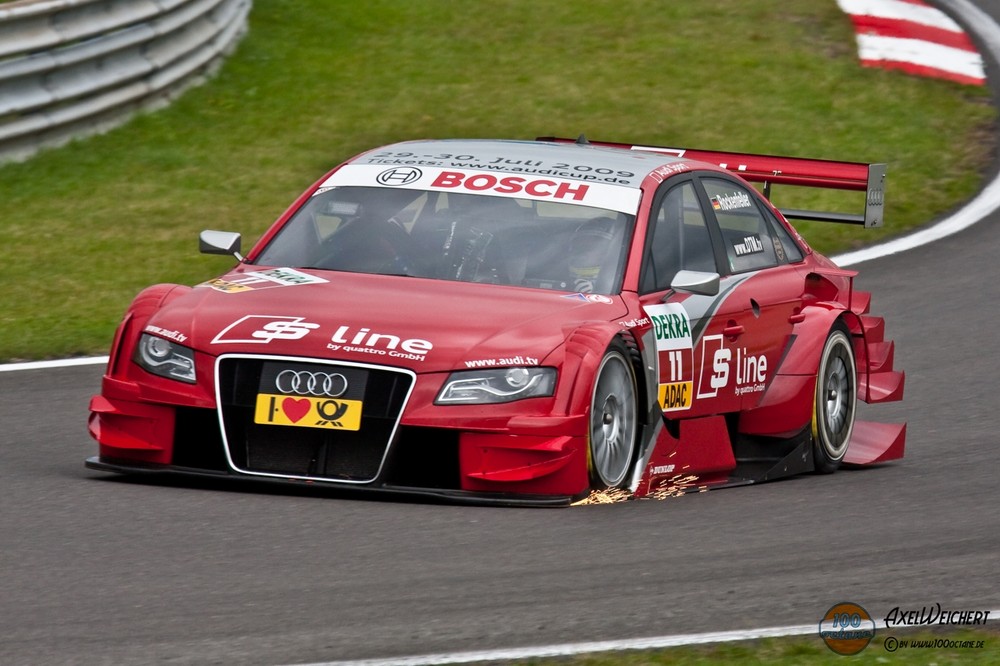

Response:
(724, 427), (815, 487)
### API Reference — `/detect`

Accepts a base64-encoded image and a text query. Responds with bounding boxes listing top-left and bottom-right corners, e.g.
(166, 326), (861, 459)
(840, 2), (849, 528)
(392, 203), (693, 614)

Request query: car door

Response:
(638, 175), (744, 419)
(696, 174), (806, 410)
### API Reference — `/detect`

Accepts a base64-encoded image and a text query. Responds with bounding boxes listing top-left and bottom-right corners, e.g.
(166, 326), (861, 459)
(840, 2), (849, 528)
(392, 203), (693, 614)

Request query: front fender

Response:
(106, 284), (192, 378)
(547, 324), (639, 418)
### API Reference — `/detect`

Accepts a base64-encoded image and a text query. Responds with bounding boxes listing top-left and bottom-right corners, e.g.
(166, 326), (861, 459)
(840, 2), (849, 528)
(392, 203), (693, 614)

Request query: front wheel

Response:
(588, 340), (639, 489)
(812, 322), (857, 473)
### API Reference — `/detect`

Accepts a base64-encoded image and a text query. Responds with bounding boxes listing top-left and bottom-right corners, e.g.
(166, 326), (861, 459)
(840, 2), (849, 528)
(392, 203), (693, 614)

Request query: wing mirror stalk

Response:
(199, 230), (244, 262)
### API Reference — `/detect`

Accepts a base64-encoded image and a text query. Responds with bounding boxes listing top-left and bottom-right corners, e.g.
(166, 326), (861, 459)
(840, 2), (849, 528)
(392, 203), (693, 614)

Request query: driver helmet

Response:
(568, 216), (619, 293)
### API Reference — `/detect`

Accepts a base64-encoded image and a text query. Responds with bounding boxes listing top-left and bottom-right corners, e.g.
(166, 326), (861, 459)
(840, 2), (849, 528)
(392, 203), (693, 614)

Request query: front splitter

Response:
(85, 456), (577, 507)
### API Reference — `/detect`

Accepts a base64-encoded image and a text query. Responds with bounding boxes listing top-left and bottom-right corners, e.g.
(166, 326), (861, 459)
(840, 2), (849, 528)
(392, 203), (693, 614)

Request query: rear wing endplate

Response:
(537, 136), (886, 228)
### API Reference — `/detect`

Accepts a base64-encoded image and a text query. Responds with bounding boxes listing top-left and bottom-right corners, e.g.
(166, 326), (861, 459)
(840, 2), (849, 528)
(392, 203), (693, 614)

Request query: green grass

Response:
(0, 0), (994, 360)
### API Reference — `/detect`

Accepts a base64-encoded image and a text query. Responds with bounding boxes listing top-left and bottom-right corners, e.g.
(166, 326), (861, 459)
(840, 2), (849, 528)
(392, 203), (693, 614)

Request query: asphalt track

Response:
(4, 3), (1000, 665)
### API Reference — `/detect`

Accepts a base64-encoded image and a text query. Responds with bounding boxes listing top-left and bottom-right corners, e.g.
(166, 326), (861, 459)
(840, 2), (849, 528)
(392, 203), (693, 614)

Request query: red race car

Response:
(87, 137), (905, 506)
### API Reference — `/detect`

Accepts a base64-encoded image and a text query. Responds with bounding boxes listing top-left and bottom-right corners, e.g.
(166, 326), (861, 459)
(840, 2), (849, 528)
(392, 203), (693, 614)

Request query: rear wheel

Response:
(588, 340), (639, 489)
(812, 322), (857, 473)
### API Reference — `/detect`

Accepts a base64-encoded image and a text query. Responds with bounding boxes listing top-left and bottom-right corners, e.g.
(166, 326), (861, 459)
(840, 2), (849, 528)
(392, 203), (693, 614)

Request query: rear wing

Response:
(537, 136), (886, 228)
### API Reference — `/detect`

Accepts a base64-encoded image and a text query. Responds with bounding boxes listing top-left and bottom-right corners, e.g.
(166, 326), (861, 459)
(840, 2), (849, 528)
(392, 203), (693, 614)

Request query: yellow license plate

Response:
(253, 393), (362, 431)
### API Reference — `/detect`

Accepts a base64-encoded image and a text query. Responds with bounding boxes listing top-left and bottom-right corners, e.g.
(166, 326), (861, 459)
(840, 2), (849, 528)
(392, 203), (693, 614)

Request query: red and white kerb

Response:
(837, 0), (986, 85)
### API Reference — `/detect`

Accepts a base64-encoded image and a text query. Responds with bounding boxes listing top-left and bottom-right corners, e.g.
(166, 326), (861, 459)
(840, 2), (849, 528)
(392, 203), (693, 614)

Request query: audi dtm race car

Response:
(87, 137), (905, 506)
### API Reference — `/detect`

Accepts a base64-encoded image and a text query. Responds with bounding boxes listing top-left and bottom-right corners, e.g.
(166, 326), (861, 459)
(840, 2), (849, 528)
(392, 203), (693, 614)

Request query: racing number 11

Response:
(668, 350), (683, 380)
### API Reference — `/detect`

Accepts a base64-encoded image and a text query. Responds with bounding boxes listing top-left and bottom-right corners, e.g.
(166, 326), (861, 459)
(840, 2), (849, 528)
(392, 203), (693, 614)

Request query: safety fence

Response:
(0, 0), (251, 164)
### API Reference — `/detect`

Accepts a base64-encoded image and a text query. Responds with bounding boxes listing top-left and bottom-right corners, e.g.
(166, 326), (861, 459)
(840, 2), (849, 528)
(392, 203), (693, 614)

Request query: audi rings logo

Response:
(377, 167), (422, 186)
(275, 370), (349, 397)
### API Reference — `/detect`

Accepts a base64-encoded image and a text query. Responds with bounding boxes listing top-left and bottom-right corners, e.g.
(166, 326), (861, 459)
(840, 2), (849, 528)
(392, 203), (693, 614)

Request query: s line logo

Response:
(696, 335), (768, 399)
(697, 335), (731, 398)
(212, 315), (320, 344)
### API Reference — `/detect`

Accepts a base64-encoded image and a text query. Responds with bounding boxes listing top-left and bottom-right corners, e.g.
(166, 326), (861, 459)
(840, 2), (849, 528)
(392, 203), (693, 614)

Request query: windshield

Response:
(253, 186), (635, 294)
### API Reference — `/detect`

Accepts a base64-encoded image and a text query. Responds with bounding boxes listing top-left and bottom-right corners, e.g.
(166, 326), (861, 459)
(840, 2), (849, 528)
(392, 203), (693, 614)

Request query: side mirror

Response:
(669, 270), (720, 296)
(199, 230), (243, 261)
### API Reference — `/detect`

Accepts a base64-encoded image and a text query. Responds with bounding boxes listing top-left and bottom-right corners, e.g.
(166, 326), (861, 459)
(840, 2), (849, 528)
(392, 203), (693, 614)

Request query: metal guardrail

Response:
(0, 0), (251, 164)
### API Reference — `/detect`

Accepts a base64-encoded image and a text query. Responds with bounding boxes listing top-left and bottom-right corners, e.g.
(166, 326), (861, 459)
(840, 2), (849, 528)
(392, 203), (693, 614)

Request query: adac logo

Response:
(818, 602), (876, 655)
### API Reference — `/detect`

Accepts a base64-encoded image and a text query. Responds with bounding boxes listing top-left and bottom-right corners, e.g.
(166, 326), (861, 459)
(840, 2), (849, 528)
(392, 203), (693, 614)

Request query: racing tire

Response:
(812, 321), (857, 473)
(588, 339), (639, 489)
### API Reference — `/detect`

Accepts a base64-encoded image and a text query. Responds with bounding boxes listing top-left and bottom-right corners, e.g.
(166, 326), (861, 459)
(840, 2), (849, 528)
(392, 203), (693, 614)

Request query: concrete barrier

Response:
(0, 0), (251, 163)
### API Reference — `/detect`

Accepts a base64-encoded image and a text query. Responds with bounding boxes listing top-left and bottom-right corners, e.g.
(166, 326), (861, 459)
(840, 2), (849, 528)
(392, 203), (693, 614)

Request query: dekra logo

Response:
(652, 312), (689, 341)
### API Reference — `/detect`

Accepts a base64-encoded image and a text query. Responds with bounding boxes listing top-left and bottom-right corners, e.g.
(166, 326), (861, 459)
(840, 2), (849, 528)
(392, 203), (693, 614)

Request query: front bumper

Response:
(89, 354), (592, 502)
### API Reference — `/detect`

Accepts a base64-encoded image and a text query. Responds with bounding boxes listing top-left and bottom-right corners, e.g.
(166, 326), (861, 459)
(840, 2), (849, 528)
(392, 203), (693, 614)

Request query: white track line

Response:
(0, 355), (108, 372)
(289, 611), (1000, 666)
(287, 626), (821, 666)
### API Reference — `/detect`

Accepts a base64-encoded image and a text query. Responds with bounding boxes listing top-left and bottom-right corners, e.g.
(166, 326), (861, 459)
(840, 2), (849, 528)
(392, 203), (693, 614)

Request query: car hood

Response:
(144, 267), (629, 373)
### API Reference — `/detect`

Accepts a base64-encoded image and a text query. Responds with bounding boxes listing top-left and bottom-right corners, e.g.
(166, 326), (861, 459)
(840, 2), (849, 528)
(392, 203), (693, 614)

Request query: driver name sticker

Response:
(710, 190), (752, 211)
(643, 303), (694, 412)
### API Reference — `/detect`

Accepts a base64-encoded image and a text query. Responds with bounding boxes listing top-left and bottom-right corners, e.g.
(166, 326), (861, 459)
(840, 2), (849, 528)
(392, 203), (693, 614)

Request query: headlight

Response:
(134, 333), (196, 383)
(436, 367), (556, 404)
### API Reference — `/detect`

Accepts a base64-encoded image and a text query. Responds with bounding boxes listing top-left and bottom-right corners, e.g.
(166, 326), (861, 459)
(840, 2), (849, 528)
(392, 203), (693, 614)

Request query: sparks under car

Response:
(87, 137), (905, 506)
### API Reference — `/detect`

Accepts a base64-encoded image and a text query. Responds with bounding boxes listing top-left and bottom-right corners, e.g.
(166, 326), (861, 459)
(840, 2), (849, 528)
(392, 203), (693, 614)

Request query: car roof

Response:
(347, 138), (692, 189)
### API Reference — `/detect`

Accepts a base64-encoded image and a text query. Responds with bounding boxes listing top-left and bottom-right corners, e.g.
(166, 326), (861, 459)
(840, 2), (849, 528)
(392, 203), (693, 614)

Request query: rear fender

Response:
(776, 303), (859, 378)
(739, 303), (857, 437)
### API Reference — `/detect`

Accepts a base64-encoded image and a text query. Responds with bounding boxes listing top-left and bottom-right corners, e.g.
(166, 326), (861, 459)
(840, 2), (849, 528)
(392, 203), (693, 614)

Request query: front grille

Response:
(216, 356), (414, 483)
